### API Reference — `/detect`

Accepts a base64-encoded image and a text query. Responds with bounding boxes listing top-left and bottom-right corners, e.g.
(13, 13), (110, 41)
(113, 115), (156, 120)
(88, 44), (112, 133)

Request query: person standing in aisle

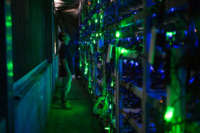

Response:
(58, 32), (73, 109)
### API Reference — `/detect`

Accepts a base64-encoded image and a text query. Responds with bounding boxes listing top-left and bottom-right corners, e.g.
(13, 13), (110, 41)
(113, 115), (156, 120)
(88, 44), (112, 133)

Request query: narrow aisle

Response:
(45, 79), (104, 133)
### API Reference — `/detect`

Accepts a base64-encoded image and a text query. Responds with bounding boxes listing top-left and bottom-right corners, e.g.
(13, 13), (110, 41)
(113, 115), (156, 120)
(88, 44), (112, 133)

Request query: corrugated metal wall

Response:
(13, 62), (55, 133)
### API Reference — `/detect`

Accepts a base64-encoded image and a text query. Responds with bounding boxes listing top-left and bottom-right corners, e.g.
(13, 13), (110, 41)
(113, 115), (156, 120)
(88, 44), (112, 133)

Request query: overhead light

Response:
(54, 0), (64, 8)
(63, 0), (83, 15)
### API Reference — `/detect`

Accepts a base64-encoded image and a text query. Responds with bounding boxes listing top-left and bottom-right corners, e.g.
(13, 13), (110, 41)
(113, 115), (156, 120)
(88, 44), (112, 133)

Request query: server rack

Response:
(79, 0), (200, 133)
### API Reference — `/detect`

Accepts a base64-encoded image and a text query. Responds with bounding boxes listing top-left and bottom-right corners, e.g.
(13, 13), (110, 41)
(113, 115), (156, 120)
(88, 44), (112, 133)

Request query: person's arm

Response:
(63, 58), (72, 74)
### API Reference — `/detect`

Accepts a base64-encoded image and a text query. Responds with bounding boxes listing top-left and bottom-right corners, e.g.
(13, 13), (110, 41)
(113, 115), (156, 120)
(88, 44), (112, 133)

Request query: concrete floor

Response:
(45, 79), (104, 133)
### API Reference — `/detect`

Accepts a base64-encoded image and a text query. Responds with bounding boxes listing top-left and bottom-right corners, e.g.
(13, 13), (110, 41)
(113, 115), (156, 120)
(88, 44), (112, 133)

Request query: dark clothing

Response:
(59, 43), (67, 77)
(58, 43), (72, 104)
(59, 43), (73, 77)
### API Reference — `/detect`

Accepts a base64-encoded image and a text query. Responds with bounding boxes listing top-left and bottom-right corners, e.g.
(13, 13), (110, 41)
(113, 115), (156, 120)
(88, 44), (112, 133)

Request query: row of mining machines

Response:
(78, 0), (200, 133)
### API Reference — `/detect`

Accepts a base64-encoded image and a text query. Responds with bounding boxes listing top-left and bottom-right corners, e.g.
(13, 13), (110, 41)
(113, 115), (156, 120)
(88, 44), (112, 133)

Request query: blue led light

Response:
(130, 60), (134, 65)
(149, 122), (156, 128)
(173, 45), (180, 48)
(159, 69), (164, 73)
(123, 59), (128, 64)
(150, 66), (154, 71)
(170, 8), (175, 12)
(189, 77), (195, 84)
(152, 13), (157, 17)
(135, 62), (139, 67)
(184, 30), (188, 36)
(136, 36), (140, 41)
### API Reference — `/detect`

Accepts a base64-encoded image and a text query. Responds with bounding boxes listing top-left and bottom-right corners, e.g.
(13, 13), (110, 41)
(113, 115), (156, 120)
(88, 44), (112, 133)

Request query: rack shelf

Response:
(120, 81), (166, 108)
(120, 81), (143, 98)
(121, 110), (142, 133)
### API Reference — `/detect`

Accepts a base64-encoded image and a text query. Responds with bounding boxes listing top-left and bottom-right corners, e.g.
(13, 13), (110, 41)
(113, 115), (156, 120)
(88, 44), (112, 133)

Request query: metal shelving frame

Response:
(114, 0), (186, 133)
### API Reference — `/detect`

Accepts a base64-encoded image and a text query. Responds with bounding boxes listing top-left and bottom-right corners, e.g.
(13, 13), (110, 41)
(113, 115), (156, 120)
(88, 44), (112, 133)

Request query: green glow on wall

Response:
(6, 16), (12, 27)
(8, 72), (13, 77)
(164, 106), (174, 122)
(5, 7), (14, 78)
(7, 35), (12, 42)
(115, 31), (121, 38)
(7, 61), (13, 71)
(6, 48), (14, 78)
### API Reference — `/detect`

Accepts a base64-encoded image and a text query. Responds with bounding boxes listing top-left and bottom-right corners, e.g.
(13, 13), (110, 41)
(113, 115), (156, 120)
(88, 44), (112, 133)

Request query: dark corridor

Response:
(1, 0), (200, 133)
(45, 79), (104, 133)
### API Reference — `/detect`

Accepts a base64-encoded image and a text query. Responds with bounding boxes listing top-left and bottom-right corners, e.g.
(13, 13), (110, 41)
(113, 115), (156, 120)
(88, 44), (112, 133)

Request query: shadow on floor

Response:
(45, 79), (104, 133)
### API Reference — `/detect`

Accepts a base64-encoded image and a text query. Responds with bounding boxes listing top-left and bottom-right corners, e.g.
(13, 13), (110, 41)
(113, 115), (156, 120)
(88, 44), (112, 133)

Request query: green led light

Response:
(84, 67), (88, 75)
(95, 19), (98, 23)
(93, 40), (96, 44)
(104, 127), (110, 130)
(100, 14), (103, 19)
(115, 31), (121, 38)
(7, 61), (13, 77)
(166, 31), (176, 38)
(111, 81), (114, 87)
(109, 104), (112, 109)
(164, 106), (174, 122)
(120, 48), (128, 54)
(121, 49), (125, 53)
